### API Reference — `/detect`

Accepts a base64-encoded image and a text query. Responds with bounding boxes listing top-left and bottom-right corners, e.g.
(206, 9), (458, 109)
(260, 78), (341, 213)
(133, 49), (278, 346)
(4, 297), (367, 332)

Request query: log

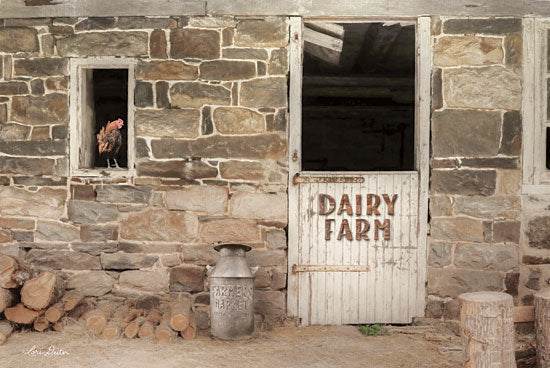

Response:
(514, 305), (535, 323)
(68, 298), (94, 320)
(459, 292), (516, 368)
(0, 287), (17, 313)
(102, 320), (122, 340)
(4, 303), (40, 324)
(0, 255), (19, 288)
(155, 317), (176, 342)
(169, 300), (192, 332)
(181, 317), (197, 340)
(85, 303), (113, 335)
(21, 272), (64, 310)
(62, 290), (84, 312)
(534, 289), (550, 367)
(53, 321), (63, 332)
(33, 315), (49, 332)
(45, 302), (64, 323)
(146, 308), (162, 326)
(0, 321), (13, 345)
(137, 320), (155, 339)
(123, 308), (144, 325)
(124, 316), (145, 339)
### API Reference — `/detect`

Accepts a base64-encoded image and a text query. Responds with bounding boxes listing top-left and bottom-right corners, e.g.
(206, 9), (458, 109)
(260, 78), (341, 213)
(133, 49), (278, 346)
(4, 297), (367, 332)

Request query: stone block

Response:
(427, 267), (503, 298)
(199, 60), (256, 81)
(526, 216), (550, 249)
(434, 36), (503, 66)
(459, 157), (519, 169)
(11, 93), (68, 125)
(68, 200), (118, 224)
(66, 271), (113, 296)
(155, 81), (170, 109)
(0, 156), (58, 176)
(432, 68), (443, 110)
(96, 185), (152, 204)
(165, 186), (228, 214)
(70, 185), (95, 201)
(493, 221), (520, 243)
(135, 81), (153, 108)
(35, 221), (79, 242)
(266, 229), (287, 250)
(254, 267), (271, 288)
(213, 107), (264, 134)
(189, 16), (236, 28)
(443, 299), (460, 320)
(0, 186), (66, 219)
(150, 29), (167, 59)
(497, 170), (520, 195)
(0, 82), (29, 95)
(430, 217), (485, 242)
(120, 209), (198, 242)
(151, 134), (285, 160)
(12, 176), (65, 186)
(194, 304), (210, 329)
(428, 241), (452, 267)
(30, 126), (49, 140)
(432, 109), (502, 157)
(117, 16), (176, 29)
(0, 140), (66, 156)
(268, 48), (288, 75)
(119, 270), (170, 293)
(161, 254), (183, 267)
(240, 77), (287, 108)
(57, 32), (148, 57)
(504, 33), (522, 67)
(71, 242), (117, 256)
(235, 18), (288, 47)
(429, 196), (453, 217)
(74, 17), (116, 31)
(45, 77), (69, 91)
(135, 108), (200, 138)
(222, 48), (268, 60)
(220, 160), (265, 180)
(425, 299), (444, 319)
(0, 217), (35, 230)
(14, 58), (68, 77)
(201, 106), (213, 135)
(443, 18), (521, 35)
(246, 250), (286, 267)
(0, 230), (12, 243)
(431, 169), (496, 196)
(0, 123), (31, 141)
(254, 290), (285, 316)
(454, 244), (518, 271)
(136, 61), (197, 80)
(136, 159), (218, 179)
(170, 29), (220, 59)
(80, 225), (118, 242)
(499, 111), (522, 156)
(181, 245), (218, 265)
(271, 267), (286, 290)
(230, 192), (287, 221)
(504, 272), (520, 296)
(100, 253), (158, 270)
(444, 67), (521, 110)
(170, 82), (231, 108)
(0, 27), (38, 52)
(454, 196), (520, 220)
(26, 249), (101, 270)
(200, 219), (260, 244)
(169, 264), (205, 292)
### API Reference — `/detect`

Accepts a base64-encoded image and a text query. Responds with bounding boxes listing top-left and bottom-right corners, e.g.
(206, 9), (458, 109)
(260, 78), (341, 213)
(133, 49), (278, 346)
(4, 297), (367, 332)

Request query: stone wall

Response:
(0, 16), (290, 322)
(426, 17), (525, 318)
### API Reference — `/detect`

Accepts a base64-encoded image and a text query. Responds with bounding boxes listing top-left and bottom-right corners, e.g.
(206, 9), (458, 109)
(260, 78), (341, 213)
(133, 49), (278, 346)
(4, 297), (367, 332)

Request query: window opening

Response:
(301, 22), (416, 172)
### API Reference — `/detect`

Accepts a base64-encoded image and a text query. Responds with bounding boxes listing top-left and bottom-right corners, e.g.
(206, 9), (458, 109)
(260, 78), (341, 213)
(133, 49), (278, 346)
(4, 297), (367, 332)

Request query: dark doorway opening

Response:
(92, 69), (128, 168)
(302, 22), (416, 171)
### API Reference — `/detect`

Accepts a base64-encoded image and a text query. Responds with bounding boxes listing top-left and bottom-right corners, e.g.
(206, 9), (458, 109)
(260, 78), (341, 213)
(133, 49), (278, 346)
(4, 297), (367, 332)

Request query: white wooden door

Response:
(293, 172), (418, 325)
(287, 17), (431, 326)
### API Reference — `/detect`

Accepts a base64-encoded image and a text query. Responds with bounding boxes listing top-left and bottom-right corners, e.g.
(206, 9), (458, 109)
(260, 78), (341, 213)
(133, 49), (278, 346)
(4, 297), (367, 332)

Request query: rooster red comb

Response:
(115, 118), (124, 129)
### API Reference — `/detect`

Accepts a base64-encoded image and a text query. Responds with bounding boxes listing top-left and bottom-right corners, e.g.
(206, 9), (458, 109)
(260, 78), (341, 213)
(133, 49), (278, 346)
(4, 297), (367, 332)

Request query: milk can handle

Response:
(250, 266), (259, 275)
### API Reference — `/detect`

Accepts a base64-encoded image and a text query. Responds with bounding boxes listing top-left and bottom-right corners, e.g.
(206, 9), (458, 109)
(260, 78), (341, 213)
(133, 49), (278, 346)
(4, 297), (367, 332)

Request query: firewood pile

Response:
(0, 254), (197, 345)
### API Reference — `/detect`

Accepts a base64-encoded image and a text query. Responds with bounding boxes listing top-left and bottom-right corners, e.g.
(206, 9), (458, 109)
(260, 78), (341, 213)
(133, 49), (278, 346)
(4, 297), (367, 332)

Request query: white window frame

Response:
(69, 58), (136, 178)
(522, 18), (550, 193)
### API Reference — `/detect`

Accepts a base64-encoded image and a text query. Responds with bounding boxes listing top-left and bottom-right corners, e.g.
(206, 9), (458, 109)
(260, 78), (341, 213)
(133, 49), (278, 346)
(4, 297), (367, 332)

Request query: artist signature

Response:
(24, 345), (69, 357)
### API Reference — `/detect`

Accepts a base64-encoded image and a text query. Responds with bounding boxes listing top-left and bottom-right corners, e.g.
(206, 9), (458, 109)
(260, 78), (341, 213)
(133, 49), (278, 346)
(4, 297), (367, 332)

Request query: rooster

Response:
(97, 118), (124, 168)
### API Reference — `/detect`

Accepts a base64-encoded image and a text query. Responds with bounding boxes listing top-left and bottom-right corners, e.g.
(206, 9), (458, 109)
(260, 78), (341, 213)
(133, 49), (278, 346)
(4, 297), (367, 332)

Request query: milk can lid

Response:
(213, 243), (252, 252)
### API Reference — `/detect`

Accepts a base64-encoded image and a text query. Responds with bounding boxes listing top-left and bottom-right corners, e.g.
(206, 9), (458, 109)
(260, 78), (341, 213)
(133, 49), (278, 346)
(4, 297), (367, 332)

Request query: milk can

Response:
(208, 243), (257, 340)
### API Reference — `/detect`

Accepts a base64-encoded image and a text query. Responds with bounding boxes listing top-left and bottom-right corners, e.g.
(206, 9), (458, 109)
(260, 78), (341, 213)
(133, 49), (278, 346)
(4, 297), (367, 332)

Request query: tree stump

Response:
(21, 272), (64, 310)
(534, 289), (550, 368)
(459, 292), (516, 368)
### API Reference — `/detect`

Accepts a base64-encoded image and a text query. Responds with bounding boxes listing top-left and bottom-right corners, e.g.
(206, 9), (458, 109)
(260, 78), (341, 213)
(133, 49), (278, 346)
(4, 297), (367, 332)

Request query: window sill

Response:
(70, 168), (135, 178)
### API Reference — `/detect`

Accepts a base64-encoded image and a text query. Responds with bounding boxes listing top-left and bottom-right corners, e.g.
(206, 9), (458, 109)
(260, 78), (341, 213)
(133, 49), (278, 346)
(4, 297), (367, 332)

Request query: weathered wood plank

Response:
(3, 0), (550, 18)
(0, 0), (206, 18)
(513, 305), (535, 323)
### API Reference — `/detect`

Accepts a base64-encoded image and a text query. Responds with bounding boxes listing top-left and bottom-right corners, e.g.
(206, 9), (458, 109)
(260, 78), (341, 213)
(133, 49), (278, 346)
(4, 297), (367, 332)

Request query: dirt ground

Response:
(0, 324), (462, 368)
